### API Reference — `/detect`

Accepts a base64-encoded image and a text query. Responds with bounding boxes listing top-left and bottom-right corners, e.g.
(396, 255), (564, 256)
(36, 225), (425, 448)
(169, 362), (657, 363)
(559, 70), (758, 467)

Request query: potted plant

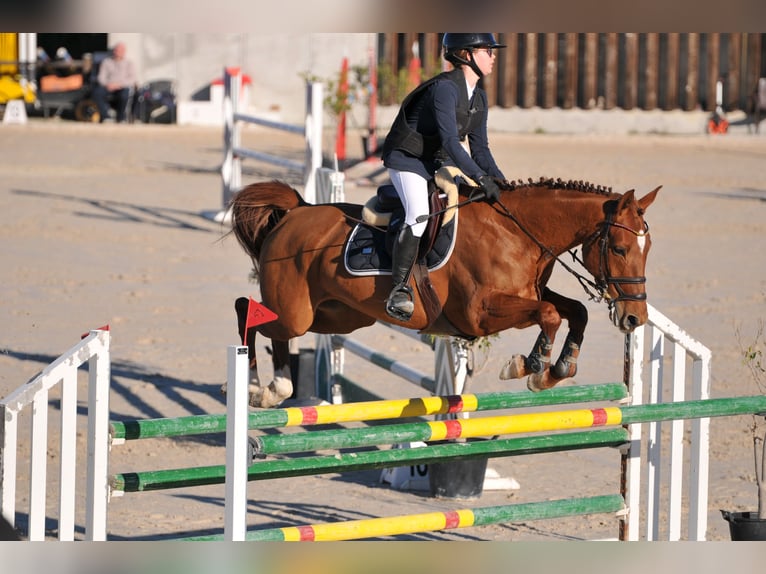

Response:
(721, 320), (766, 540)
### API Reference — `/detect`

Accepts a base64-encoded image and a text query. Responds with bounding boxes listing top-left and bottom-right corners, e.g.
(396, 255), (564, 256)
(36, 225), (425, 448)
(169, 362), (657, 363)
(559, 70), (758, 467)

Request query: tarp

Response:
(0, 76), (36, 104)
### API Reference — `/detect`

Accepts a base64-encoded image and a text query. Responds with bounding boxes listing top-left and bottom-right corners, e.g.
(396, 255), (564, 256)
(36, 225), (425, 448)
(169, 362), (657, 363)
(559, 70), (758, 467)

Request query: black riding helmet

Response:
(442, 33), (506, 77)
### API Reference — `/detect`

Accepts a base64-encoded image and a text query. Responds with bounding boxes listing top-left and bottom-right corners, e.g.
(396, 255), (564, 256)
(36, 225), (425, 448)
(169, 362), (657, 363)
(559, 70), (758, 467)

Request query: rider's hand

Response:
(478, 175), (501, 203)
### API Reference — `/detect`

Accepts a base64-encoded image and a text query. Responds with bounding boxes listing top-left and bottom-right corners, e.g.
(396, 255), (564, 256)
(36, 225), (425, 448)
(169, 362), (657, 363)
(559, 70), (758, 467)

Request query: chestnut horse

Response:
(228, 173), (660, 408)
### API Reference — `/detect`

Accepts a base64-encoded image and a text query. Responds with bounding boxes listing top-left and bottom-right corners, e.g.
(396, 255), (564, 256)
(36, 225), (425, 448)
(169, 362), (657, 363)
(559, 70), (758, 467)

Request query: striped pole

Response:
(109, 394), (766, 493)
(250, 394), (766, 456)
(110, 428), (629, 493)
(110, 382), (628, 441)
(183, 494), (625, 541)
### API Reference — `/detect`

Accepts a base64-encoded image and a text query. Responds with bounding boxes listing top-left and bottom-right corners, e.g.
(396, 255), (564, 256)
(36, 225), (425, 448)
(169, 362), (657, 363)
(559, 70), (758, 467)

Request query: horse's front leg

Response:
(514, 288), (588, 392)
(473, 292), (562, 385)
(541, 287), (588, 380)
(494, 299), (561, 387)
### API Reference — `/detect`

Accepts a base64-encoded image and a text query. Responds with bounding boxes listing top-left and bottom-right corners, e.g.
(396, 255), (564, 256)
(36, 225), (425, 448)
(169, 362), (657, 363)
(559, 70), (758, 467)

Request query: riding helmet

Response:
(442, 33), (506, 65)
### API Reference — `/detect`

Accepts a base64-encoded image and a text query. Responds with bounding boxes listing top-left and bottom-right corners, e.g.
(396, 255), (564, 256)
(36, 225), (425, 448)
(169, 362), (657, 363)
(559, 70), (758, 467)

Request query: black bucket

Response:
(428, 440), (488, 500)
(721, 510), (766, 541)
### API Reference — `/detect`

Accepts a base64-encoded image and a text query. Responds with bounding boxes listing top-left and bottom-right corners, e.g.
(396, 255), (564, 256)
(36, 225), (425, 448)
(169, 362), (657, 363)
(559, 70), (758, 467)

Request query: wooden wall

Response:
(378, 33), (766, 113)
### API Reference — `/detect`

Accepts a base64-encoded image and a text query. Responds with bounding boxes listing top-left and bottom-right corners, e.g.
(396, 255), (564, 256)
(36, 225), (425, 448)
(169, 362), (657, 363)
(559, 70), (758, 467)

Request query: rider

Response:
(380, 33), (507, 322)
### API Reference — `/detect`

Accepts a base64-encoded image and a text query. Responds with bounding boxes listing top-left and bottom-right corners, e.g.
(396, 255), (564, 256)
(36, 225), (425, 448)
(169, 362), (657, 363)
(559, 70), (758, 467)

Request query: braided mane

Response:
(503, 177), (613, 196)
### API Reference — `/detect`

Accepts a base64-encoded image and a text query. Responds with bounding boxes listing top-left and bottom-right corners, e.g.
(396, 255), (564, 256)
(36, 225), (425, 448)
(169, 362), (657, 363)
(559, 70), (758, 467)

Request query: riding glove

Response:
(478, 175), (501, 202)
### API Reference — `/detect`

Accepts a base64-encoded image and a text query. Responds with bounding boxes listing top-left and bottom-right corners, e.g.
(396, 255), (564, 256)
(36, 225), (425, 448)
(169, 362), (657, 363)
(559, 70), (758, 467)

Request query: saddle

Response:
(361, 168), (461, 258)
(349, 166), (474, 329)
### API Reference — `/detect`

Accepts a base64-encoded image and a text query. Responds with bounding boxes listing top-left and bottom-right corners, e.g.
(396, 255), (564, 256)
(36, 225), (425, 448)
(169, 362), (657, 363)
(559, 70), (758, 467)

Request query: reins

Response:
(489, 199), (611, 304)
(417, 184), (649, 308)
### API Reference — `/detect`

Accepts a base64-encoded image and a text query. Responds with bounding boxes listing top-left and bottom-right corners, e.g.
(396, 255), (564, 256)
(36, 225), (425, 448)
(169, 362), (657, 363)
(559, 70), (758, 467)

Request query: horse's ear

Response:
(637, 186), (661, 213)
(616, 189), (636, 213)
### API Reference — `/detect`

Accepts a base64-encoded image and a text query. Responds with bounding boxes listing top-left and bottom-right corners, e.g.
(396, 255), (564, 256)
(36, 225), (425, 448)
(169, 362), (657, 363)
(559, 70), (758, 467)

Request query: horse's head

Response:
(581, 186), (661, 333)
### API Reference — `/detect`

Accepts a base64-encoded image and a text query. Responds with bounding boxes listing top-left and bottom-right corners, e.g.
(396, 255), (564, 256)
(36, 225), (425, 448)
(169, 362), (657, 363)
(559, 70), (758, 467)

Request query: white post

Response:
(667, 340), (686, 541)
(626, 325), (645, 541)
(28, 391), (49, 540)
(0, 407), (19, 529)
(224, 345), (249, 541)
(58, 368), (78, 541)
(688, 352), (711, 541)
(645, 326), (664, 541)
(85, 330), (111, 541)
(303, 82), (324, 204)
(220, 67), (242, 221)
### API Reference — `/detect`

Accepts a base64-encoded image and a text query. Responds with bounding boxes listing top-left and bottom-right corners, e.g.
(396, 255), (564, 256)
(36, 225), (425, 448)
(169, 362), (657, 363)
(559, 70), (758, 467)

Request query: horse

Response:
(226, 170), (660, 408)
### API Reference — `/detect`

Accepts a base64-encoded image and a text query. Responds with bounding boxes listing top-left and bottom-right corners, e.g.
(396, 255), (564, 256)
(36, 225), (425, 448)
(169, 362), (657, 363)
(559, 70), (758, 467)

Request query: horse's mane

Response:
(502, 177), (613, 196)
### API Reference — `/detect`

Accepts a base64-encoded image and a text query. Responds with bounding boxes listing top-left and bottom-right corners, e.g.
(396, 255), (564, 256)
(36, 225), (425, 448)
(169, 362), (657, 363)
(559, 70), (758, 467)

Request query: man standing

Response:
(92, 42), (136, 123)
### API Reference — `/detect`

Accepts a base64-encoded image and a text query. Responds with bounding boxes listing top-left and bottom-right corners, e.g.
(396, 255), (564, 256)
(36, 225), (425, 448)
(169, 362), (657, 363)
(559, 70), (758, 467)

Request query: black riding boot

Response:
(385, 226), (420, 321)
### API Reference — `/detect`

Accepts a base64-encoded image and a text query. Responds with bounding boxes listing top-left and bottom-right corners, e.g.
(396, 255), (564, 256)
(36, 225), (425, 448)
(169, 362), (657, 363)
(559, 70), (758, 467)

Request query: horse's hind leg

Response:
(249, 338), (293, 408)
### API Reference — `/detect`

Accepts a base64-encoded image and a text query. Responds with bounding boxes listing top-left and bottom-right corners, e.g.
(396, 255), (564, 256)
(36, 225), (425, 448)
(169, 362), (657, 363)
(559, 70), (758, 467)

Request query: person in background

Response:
(380, 33), (507, 322)
(92, 42), (136, 123)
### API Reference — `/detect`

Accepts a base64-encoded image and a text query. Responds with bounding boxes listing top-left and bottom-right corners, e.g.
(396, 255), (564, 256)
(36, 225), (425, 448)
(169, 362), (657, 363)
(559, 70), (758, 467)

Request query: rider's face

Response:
(472, 47), (496, 76)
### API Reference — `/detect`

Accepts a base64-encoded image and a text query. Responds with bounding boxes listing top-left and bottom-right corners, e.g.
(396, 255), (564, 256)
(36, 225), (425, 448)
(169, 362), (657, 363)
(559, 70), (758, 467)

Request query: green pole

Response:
(620, 395), (766, 424)
(110, 427), (629, 493)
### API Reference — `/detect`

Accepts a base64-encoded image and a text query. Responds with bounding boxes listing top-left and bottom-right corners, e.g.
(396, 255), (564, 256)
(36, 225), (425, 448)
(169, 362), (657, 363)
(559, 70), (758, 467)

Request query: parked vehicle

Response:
(33, 49), (176, 123)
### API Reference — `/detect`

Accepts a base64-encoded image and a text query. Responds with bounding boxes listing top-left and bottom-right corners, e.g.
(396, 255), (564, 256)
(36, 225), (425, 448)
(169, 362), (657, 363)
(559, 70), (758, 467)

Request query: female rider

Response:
(380, 33), (507, 321)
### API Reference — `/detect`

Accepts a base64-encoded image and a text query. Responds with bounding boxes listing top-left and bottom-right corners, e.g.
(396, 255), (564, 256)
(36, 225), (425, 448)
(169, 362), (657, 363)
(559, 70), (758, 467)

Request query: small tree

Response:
(300, 66), (372, 163)
(735, 319), (766, 518)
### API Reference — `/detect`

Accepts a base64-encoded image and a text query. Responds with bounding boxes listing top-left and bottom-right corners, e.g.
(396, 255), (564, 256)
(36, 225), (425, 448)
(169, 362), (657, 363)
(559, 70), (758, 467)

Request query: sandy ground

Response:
(1, 118), (765, 542)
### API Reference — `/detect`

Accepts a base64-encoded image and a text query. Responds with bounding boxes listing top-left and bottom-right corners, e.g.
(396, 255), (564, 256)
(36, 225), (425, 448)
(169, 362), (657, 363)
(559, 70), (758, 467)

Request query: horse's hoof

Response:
(527, 374), (576, 392)
(551, 358), (578, 379)
(220, 372), (261, 397)
(249, 377), (293, 408)
(526, 375), (543, 392)
(499, 355), (527, 380)
(271, 376), (293, 399)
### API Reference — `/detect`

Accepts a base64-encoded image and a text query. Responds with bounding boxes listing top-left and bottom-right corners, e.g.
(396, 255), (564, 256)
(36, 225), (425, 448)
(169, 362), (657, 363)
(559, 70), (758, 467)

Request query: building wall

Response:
(110, 33), (376, 125)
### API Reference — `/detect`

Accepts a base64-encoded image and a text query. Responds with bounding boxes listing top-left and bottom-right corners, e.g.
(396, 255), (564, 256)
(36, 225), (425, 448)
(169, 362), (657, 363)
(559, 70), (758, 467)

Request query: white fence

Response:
(0, 329), (111, 541)
(624, 303), (712, 541)
(216, 66), (324, 222)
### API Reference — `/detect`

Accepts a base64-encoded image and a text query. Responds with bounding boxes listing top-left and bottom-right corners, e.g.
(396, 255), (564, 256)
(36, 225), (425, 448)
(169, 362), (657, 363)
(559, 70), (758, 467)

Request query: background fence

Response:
(378, 33), (766, 113)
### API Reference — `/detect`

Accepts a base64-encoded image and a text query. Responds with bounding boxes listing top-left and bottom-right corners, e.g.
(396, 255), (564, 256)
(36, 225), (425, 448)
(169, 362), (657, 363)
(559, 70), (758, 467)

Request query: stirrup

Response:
(386, 283), (414, 321)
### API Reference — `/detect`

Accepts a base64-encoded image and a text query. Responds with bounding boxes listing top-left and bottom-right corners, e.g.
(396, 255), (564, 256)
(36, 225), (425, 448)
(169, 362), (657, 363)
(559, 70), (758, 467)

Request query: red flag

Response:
(243, 297), (278, 344)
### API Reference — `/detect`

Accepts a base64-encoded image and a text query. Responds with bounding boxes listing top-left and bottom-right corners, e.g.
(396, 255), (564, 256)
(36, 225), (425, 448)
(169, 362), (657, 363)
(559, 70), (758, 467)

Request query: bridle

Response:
(591, 214), (650, 305)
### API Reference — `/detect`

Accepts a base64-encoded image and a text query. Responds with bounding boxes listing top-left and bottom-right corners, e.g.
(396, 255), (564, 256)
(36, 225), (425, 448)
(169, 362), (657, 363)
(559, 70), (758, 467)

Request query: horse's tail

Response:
(229, 180), (307, 272)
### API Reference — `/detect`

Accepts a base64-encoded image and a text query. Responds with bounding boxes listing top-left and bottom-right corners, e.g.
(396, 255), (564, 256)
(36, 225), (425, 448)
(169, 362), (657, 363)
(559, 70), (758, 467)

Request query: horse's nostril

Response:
(627, 314), (640, 327)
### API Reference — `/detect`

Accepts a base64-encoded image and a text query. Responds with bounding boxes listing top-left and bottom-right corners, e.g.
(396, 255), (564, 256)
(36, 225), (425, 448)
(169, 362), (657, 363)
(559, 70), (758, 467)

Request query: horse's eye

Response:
(611, 245), (627, 257)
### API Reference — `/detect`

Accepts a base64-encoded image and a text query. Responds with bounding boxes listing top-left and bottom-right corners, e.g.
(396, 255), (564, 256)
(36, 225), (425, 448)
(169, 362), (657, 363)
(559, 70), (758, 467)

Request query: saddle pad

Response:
(344, 213), (458, 276)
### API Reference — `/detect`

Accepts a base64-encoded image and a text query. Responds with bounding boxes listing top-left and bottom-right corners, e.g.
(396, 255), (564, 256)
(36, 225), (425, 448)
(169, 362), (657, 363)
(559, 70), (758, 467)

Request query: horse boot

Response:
(385, 226), (420, 321)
